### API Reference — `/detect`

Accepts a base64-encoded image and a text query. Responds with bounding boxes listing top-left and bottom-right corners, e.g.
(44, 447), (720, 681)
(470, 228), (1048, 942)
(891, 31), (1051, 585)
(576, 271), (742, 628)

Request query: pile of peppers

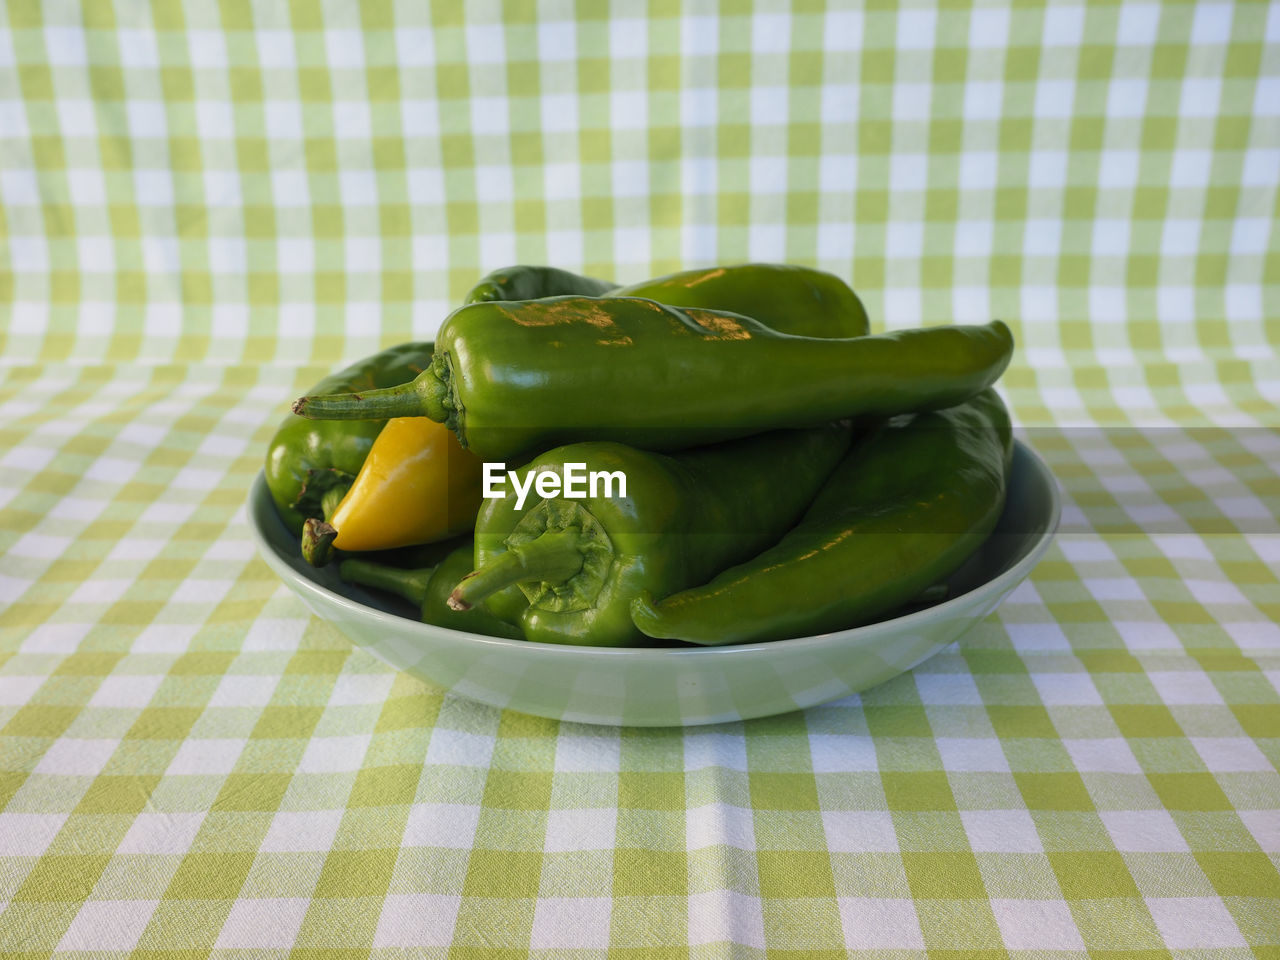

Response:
(266, 262), (1016, 647)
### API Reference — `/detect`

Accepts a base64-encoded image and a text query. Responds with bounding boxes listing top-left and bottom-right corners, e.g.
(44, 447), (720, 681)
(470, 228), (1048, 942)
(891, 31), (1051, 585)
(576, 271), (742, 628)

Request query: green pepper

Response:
(379, 533), (473, 571)
(265, 341), (434, 536)
(340, 541), (524, 640)
(445, 422), (854, 647)
(612, 263), (869, 338)
(293, 297), (1013, 462)
(464, 265), (618, 303)
(631, 389), (1013, 645)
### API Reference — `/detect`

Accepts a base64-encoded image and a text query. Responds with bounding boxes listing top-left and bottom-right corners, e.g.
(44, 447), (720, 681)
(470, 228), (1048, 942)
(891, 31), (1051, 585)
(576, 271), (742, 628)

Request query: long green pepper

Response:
(464, 265), (618, 303)
(470, 262), (868, 337)
(631, 390), (1014, 645)
(293, 297), (1013, 462)
(447, 423), (854, 646)
(339, 540), (524, 640)
(612, 263), (869, 338)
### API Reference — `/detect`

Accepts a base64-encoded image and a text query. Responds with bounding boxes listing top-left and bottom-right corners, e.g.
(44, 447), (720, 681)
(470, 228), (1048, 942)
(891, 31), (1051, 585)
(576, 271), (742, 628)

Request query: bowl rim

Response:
(248, 438), (1061, 661)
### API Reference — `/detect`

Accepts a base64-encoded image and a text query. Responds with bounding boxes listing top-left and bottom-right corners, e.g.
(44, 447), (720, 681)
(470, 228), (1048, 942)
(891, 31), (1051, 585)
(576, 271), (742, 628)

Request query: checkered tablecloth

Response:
(2, 1), (1278, 954)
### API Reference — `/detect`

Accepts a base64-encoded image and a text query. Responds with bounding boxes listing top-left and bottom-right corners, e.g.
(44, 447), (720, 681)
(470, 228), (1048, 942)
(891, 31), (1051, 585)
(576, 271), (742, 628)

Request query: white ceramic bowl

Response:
(248, 440), (1059, 726)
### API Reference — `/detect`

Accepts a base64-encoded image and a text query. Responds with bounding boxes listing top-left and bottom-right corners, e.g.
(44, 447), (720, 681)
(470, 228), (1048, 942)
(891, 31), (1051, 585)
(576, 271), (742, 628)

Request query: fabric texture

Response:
(1, 0), (1278, 954)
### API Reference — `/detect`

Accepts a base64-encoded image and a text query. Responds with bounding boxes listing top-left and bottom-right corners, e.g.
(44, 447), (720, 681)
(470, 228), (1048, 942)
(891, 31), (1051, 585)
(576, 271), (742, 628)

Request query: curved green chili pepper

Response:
(339, 541), (525, 640)
(464, 265), (618, 304)
(292, 297), (1013, 462)
(379, 534), (473, 571)
(631, 390), (1014, 645)
(265, 341), (434, 536)
(612, 263), (869, 338)
(446, 422), (854, 647)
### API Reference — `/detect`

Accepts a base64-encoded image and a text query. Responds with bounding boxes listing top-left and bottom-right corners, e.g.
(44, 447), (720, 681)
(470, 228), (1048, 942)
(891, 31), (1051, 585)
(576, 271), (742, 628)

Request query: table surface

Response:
(2, 1), (1279, 955)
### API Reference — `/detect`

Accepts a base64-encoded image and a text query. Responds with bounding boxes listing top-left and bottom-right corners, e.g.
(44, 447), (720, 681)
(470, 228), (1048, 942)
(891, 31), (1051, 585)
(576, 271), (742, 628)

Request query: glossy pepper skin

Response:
(339, 541), (524, 640)
(446, 422), (853, 647)
(464, 265), (618, 304)
(265, 341), (434, 535)
(631, 390), (1014, 645)
(293, 297), (1013, 463)
(612, 263), (869, 338)
(319, 416), (484, 555)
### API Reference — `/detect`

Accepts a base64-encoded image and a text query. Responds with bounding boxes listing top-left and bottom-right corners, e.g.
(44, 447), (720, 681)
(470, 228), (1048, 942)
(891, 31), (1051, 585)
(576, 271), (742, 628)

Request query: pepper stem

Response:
(301, 519), (338, 567)
(339, 559), (434, 608)
(293, 354), (456, 424)
(448, 530), (585, 611)
(292, 378), (431, 421)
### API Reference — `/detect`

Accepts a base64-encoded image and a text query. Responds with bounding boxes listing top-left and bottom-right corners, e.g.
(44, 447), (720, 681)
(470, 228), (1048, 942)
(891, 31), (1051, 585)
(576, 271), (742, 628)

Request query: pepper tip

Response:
(291, 396), (308, 417)
(447, 573), (475, 611)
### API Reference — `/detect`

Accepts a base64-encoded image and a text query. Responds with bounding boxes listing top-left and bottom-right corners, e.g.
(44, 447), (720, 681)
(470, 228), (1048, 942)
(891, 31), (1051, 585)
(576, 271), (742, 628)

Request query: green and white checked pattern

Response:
(2, 0), (1278, 954)
(3, 0), (1277, 367)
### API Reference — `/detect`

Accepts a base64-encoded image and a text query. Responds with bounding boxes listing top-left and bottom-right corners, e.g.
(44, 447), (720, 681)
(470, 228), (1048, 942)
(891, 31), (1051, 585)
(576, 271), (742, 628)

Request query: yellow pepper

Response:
(309, 417), (484, 561)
